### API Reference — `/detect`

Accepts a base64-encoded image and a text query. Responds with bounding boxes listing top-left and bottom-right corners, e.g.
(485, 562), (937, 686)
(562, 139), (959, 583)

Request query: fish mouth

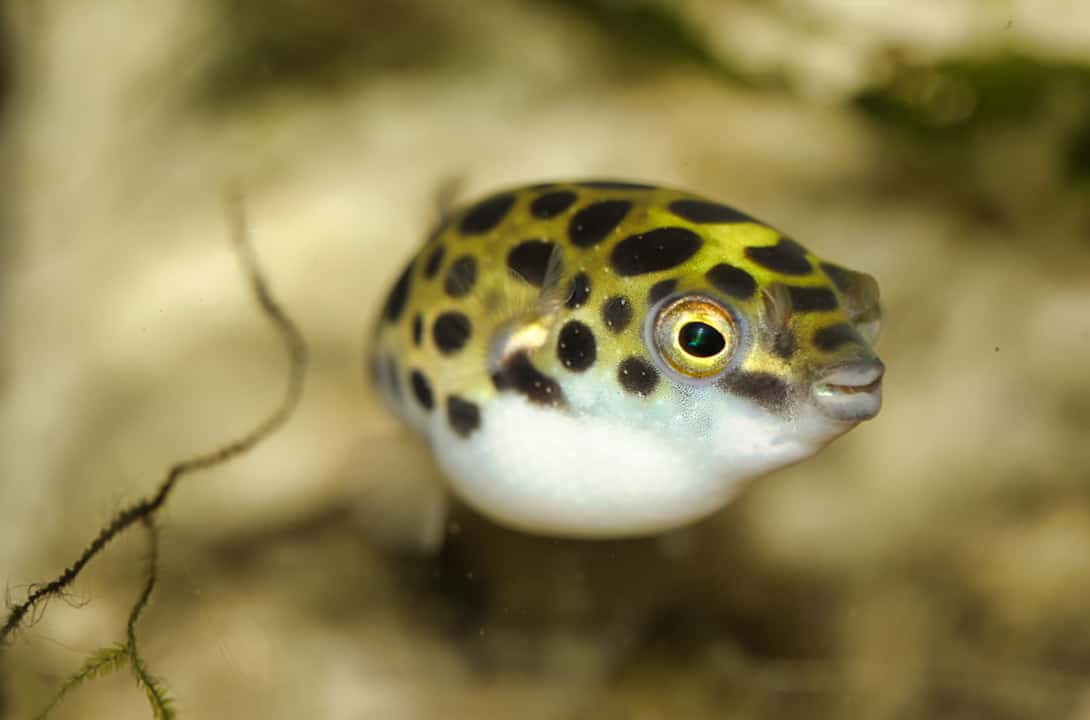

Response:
(812, 358), (885, 422)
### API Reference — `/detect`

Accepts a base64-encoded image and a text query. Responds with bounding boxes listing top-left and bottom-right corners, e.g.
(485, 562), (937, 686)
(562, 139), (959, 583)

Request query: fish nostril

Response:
(819, 357), (885, 389)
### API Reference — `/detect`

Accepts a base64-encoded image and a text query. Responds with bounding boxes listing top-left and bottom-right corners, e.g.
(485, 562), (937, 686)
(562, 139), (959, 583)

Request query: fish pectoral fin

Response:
(485, 243), (568, 373)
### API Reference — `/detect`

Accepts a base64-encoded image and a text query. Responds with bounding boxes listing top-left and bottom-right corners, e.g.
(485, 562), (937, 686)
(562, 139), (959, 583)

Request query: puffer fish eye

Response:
(652, 296), (736, 379)
(678, 322), (725, 357)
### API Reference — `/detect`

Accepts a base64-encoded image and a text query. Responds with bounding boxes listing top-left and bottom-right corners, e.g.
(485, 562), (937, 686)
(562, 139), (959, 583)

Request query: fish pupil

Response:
(679, 322), (725, 357)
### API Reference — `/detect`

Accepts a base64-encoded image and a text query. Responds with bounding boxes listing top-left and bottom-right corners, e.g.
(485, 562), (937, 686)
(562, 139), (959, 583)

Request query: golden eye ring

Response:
(650, 295), (737, 380)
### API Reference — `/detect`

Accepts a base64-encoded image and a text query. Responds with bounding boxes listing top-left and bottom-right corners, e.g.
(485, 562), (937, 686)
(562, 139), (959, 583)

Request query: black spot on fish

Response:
(820, 262), (852, 292)
(745, 237), (812, 276)
(459, 193), (516, 235)
(557, 320), (596, 372)
(531, 190), (578, 219)
(568, 200), (632, 248)
(610, 227), (703, 276)
(618, 356), (659, 396)
(444, 255), (478, 298)
(424, 244), (446, 279)
(410, 369), (434, 411)
(412, 313), (423, 346)
(647, 278), (677, 305)
(705, 263), (757, 300)
(602, 295), (633, 334)
(565, 272), (592, 309)
(813, 323), (864, 352)
(447, 395), (481, 437)
(507, 239), (556, 287)
(669, 199), (756, 224)
(433, 312), (472, 355)
(383, 262), (412, 323)
(719, 371), (789, 411)
(786, 285), (838, 312)
(493, 351), (567, 408)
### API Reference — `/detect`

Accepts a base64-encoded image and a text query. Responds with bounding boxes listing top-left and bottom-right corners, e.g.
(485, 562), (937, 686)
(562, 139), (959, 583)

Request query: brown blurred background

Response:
(1, 1), (1089, 718)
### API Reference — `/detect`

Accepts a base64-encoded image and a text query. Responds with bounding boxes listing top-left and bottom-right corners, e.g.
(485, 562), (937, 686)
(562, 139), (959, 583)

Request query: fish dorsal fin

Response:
(432, 174), (466, 227)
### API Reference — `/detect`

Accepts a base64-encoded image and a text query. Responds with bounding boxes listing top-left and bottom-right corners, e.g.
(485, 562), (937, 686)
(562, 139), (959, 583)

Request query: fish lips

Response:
(811, 358), (885, 422)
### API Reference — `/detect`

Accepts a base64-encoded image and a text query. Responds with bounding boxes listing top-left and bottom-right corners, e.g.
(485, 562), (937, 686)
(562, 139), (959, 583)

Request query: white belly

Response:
(428, 395), (740, 538)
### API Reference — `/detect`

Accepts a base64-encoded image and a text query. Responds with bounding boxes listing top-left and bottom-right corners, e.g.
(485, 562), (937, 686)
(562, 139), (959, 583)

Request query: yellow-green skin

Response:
(369, 180), (883, 538)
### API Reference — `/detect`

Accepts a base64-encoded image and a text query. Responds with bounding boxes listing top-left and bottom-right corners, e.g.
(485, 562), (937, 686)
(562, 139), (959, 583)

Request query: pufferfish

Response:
(368, 180), (883, 539)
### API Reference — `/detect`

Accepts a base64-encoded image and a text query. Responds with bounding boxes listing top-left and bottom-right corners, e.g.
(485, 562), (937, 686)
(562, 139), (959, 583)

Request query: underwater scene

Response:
(1, 1), (1089, 718)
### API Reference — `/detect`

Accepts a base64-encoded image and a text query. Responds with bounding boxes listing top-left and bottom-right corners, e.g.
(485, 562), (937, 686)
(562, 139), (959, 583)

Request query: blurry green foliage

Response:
(854, 53), (1090, 186)
(199, 0), (458, 105)
(856, 54), (1090, 135)
(197, 0), (785, 109)
(1066, 112), (1090, 186)
(537, 0), (780, 88)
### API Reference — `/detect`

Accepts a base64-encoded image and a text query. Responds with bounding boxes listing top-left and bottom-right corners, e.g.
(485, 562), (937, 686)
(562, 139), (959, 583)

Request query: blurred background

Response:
(1, 0), (1089, 718)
